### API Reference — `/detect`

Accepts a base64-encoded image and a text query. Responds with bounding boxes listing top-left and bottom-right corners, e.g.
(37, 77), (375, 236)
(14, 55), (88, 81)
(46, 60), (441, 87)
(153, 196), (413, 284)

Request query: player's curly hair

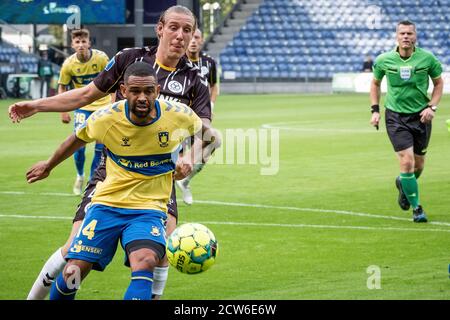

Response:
(124, 62), (158, 84)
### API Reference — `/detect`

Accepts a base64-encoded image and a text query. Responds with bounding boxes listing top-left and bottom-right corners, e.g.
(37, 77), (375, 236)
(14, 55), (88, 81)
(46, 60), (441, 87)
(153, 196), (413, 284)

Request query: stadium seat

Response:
(220, 0), (449, 80)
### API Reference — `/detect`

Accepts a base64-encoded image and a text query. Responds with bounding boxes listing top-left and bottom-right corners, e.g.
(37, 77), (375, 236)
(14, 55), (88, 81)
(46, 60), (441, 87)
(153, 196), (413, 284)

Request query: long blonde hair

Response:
(156, 5), (197, 39)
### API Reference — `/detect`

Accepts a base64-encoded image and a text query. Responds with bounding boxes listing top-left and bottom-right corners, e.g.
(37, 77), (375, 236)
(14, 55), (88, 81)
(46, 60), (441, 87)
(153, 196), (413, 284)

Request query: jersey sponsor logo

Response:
(119, 158), (132, 167)
(400, 66), (412, 80)
(158, 93), (181, 103)
(168, 80), (183, 93)
(70, 240), (103, 255)
(74, 74), (99, 85)
(105, 57), (115, 71)
(108, 150), (175, 175)
(117, 156), (172, 169)
(158, 131), (169, 147)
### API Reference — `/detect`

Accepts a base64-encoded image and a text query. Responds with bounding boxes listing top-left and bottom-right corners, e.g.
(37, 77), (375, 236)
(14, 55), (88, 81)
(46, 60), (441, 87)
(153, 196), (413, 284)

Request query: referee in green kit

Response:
(369, 20), (444, 223)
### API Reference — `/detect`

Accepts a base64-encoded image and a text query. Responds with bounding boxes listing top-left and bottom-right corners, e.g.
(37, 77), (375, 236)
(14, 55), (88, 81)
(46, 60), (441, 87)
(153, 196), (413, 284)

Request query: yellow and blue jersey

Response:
(59, 49), (111, 111)
(75, 99), (202, 212)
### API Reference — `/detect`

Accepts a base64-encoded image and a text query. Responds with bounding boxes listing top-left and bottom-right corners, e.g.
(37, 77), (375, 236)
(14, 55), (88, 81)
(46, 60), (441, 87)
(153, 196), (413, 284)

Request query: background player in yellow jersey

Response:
(26, 62), (202, 300)
(59, 29), (111, 195)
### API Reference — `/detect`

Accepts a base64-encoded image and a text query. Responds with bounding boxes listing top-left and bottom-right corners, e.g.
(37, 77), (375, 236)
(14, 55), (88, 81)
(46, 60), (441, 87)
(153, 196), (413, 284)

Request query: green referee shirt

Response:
(373, 46), (442, 114)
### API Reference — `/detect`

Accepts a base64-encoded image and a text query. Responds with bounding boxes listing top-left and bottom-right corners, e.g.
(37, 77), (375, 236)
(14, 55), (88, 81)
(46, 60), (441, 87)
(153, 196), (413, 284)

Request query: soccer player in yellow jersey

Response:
(59, 29), (111, 195)
(26, 62), (202, 300)
(10, 5), (215, 300)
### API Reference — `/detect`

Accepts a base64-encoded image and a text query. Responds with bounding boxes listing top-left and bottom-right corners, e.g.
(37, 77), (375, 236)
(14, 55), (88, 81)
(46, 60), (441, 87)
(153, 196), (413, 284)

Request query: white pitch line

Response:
(0, 214), (72, 220)
(0, 214), (449, 233)
(0, 191), (75, 197)
(196, 220), (450, 233)
(1, 191), (450, 227)
(194, 200), (450, 227)
(261, 122), (375, 133)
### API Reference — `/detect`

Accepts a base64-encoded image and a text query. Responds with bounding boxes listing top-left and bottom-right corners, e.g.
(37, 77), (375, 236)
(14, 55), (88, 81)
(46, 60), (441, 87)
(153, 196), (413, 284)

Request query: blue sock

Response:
(89, 143), (104, 180)
(74, 147), (86, 177)
(49, 273), (77, 300)
(124, 270), (153, 300)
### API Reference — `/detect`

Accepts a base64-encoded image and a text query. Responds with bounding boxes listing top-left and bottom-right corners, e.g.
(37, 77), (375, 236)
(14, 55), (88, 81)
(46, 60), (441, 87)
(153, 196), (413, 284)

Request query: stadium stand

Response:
(0, 41), (38, 75)
(218, 0), (450, 81)
(0, 40), (41, 98)
(0, 38), (62, 99)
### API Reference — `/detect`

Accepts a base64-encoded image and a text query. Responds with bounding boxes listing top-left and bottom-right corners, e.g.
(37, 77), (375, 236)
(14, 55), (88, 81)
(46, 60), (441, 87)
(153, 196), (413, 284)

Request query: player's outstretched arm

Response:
(26, 134), (87, 183)
(9, 82), (107, 123)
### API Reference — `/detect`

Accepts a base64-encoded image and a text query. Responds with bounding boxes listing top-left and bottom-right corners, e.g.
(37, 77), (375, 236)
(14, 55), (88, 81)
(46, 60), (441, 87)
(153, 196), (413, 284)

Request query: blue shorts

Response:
(74, 109), (94, 131)
(66, 204), (167, 271)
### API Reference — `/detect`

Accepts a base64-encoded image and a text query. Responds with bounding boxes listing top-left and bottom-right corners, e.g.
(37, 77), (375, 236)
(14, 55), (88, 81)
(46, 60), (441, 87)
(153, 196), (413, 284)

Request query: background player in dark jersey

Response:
(10, 5), (219, 300)
(178, 28), (221, 205)
(187, 28), (219, 110)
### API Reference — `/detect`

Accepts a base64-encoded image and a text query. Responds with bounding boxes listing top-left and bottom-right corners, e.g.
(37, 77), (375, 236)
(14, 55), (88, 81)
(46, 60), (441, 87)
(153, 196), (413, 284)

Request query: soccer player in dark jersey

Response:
(178, 28), (220, 204)
(370, 21), (443, 223)
(187, 28), (219, 109)
(10, 5), (219, 300)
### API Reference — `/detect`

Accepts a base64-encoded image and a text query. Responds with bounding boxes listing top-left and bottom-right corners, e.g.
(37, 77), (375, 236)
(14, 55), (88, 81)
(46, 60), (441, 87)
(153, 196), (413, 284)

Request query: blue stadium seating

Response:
(0, 42), (40, 74)
(219, 0), (449, 80)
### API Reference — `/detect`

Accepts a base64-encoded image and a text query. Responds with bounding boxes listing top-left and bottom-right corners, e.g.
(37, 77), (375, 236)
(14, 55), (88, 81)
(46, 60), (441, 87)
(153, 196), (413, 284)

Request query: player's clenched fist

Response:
(174, 156), (193, 181)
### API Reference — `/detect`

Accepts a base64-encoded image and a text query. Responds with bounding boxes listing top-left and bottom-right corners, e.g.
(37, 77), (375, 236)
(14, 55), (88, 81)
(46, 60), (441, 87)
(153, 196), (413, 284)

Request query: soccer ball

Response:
(166, 223), (218, 274)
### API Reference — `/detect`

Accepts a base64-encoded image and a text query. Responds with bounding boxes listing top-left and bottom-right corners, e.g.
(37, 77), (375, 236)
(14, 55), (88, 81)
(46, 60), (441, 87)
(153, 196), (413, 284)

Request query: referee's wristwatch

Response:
(428, 104), (438, 112)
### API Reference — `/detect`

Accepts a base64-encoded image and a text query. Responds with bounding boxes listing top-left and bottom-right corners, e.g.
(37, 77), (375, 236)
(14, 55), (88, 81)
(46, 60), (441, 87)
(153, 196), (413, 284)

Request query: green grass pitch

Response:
(0, 93), (449, 299)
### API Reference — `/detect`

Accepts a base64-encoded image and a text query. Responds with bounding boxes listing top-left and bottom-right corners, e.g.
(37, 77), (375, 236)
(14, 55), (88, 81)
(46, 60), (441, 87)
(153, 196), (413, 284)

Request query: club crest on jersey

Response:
(400, 66), (412, 80)
(92, 64), (98, 71)
(158, 132), (169, 147)
(121, 137), (131, 147)
(150, 226), (161, 237)
(168, 80), (183, 93)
